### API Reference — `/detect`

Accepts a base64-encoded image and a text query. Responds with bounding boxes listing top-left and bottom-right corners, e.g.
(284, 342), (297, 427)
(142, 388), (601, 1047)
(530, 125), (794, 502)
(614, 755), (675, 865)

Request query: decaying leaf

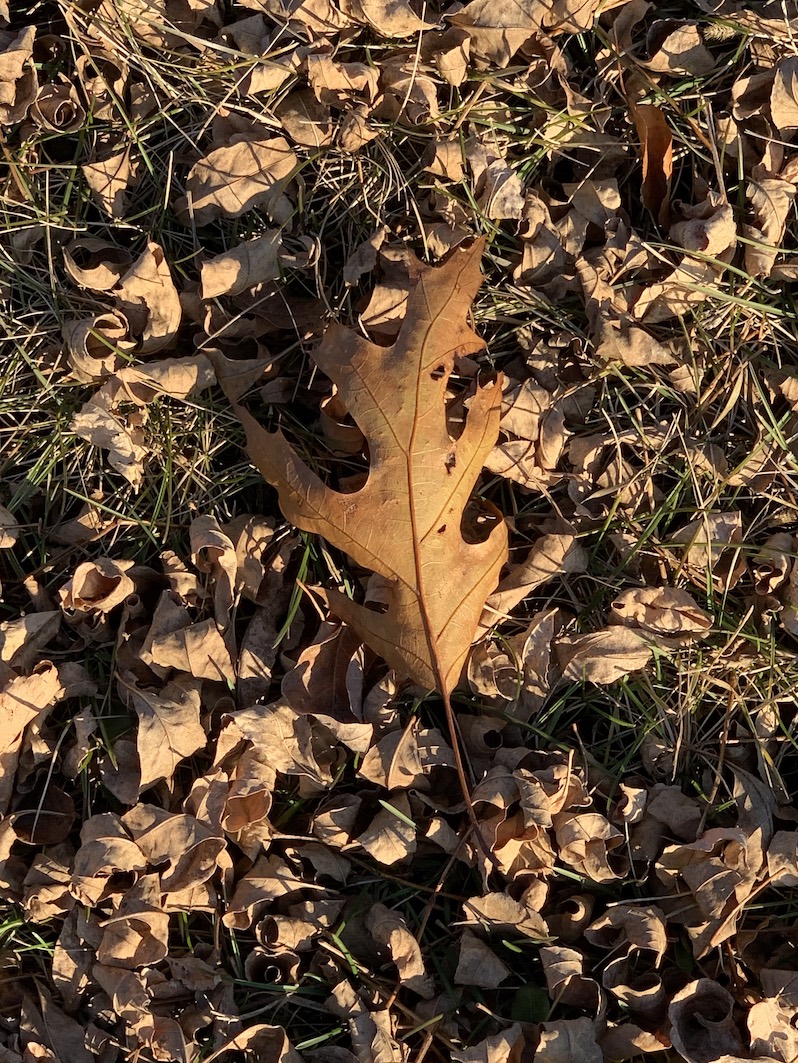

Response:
(183, 137), (297, 226)
(631, 103), (673, 224)
(235, 239), (508, 694)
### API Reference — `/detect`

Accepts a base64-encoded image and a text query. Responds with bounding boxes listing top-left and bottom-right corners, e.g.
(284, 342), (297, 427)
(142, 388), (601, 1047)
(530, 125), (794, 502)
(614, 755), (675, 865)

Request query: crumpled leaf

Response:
(0, 27), (36, 126)
(631, 103), (672, 224)
(235, 238), (508, 694)
(555, 628), (653, 685)
(610, 586), (712, 645)
(668, 980), (747, 1063)
(366, 902), (433, 998)
(121, 672), (207, 792)
(183, 136), (297, 226)
(113, 241), (181, 355)
(452, 1023), (525, 1062)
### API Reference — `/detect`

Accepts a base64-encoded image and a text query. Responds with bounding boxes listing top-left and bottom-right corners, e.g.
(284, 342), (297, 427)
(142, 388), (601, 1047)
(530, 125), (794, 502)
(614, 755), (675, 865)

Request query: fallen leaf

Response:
(668, 980), (747, 1063)
(366, 903), (433, 997)
(0, 27), (37, 126)
(452, 1024), (525, 1062)
(771, 57), (798, 132)
(113, 241), (181, 355)
(631, 103), (672, 224)
(610, 586), (712, 645)
(555, 628), (653, 685)
(183, 137), (297, 226)
(83, 144), (136, 219)
(671, 510), (747, 592)
(235, 238), (508, 694)
(454, 929), (511, 988)
(744, 177), (796, 279)
(121, 673), (206, 792)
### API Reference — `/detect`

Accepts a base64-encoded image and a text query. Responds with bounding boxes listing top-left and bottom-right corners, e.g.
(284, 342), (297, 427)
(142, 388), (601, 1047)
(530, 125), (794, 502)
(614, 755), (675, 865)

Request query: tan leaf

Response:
(454, 929), (511, 988)
(70, 402), (148, 488)
(610, 586), (712, 645)
(146, 612), (234, 683)
(359, 720), (454, 790)
(540, 946), (601, 1010)
(536, 1018), (603, 1063)
(366, 902), (433, 997)
(0, 503), (19, 548)
(83, 145), (135, 219)
(183, 137), (297, 226)
(594, 320), (676, 367)
(113, 241), (181, 354)
(63, 312), (132, 383)
(0, 612), (60, 670)
(631, 103), (672, 224)
(671, 510), (747, 592)
(668, 980), (747, 1063)
(555, 628), (652, 685)
(59, 557), (135, 615)
(306, 54), (379, 107)
(97, 874), (170, 968)
(585, 904), (668, 962)
(0, 663), (65, 813)
(463, 891), (549, 940)
(355, 792), (416, 865)
(644, 21), (714, 76)
(275, 89), (335, 147)
(201, 231), (286, 299)
(744, 177), (796, 279)
(452, 1024), (525, 1062)
(339, 0), (433, 37)
(121, 804), (225, 894)
(63, 237), (133, 291)
(204, 1024), (303, 1063)
(235, 238), (508, 694)
(553, 811), (626, 882)
(771, 57), (798, 132)
(123, 673), (206, 792)
(222, 853), (325, 929)
(747, 997), (798, 1063)
(0, 27), (36, 126)
(75, 47), (128, 122)
(327, 979), (407, 1063)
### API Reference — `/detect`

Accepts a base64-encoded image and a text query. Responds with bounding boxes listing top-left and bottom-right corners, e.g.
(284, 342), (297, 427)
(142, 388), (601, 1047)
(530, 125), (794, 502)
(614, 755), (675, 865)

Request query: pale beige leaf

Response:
(328, 979), (407, 1063)
(236, 239), (508, 694)
(121, 805), (225, 894)
(672, 510), (747, 592)
(71, 398), (148, 488)
(63, 237), (133, 291)
(536, 1018), (603, 1063)
(594, 320), (675, 367)
(63, 311), (132, 383)
(553, 811), (626, 882)
(339, 0), (433, 37)
(184, 137), (297, 226)
(356, 792), (416, 865)
(222, 853), (325, 929)
(644, 21), (715, 76)
(0, 611), (60, 670)
(97, 874), (170, 969)
(0, 503), (19, 548)
(463, 891), (549, 940)
(540, 946), (601, 1010)
(0, 663), (64, 814)
(668, 980), (748, 1063)
(59, 558), (135, 614)
(204, 1024), (303, 1063)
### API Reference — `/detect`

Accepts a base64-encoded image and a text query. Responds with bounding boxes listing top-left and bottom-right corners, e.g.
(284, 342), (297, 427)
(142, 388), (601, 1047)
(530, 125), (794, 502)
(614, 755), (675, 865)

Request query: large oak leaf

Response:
(236, 239), (507, 694)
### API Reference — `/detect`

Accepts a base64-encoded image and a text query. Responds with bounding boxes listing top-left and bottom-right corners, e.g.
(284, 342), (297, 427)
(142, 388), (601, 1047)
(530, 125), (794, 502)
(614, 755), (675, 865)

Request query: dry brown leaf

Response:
(771, 57), (798, 132)
(0, 27), (37, 126)
(631, 103), (672, 224)
(610, 586), (712, 645)
(327, 978), (407, 1062)
(63, 237), (133, 291)
(60, 557), (135, 615)
(0, 663), (64, 814)
(553, 811), (626, 882)
(555, 628), (652, 685)
(183, 137), (297, 226)
(355, 791), (416, 865)
(668, 980), (747, 1063)
(204, 1024), (303, 1063)
(366, 903), (433, 997)
(83, 145), (136, 220)
(540, 945), (601, 1010)
(75, 47), (127, 122)
(744, 177), (796, 279)
(306, 54), (379, 107)
(31, 81), (85, 132)
(452, 1024), (525, 1062)
(236, 239), (508, 695)
(644, 20), (714, 75)
(339, 0), (433, 37)
(121, 673), (206, 792)
(113, 242), (182, 355)
(454, 929), (511, 988)
(201, 231), (285, 299)
(594, 320), (676, 367)
(463, 891), (549, 940)
(0, 502), (19, 548)
(63, 311), (132, 383)
(222, 853), (325, 929)
(672, 510), (747, 592)
(96, 874), (170, 968)
(0, 612), (60, 671)
(536, 1018), (603, 1063)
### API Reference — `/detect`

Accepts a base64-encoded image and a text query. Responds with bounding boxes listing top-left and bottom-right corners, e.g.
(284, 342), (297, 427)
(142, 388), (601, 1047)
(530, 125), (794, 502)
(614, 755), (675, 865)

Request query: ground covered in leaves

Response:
(5, 0), (798, 1060)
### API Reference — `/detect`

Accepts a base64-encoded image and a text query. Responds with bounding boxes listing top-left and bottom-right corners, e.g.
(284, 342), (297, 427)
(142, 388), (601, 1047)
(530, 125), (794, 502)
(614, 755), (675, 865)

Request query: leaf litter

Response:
(4, 0), (798, 1061)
